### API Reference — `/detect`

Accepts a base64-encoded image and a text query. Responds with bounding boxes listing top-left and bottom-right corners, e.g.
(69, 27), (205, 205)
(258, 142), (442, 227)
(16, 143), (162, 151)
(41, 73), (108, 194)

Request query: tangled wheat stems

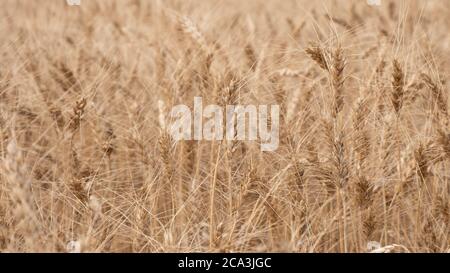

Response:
(0, 0), (448, 253)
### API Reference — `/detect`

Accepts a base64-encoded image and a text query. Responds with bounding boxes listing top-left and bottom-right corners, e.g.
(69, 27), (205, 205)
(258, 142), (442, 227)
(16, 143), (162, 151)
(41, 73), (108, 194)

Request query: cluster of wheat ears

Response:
(0, 0), (448, 253)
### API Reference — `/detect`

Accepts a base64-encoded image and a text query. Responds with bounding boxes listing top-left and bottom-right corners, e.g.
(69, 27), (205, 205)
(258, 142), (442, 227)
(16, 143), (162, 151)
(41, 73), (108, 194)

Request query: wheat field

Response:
(0, 0), (448, 253)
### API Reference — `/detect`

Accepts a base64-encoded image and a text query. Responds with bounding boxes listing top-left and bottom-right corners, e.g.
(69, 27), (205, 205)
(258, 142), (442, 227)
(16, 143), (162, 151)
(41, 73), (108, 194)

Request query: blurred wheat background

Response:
(0, 0), (448, 253)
